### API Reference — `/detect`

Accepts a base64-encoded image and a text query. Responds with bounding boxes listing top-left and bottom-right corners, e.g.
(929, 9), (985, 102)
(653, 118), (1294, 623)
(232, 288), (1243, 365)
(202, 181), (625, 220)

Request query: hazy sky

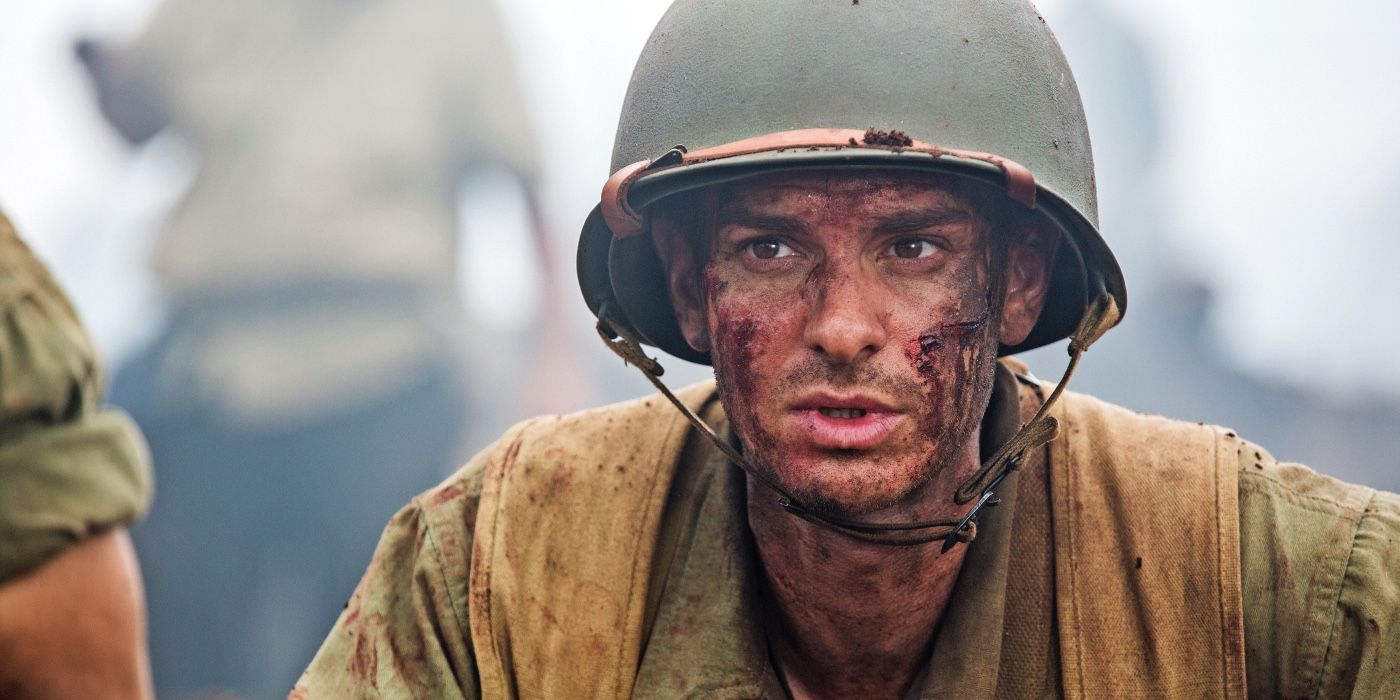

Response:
(1, 0), (1396, 396)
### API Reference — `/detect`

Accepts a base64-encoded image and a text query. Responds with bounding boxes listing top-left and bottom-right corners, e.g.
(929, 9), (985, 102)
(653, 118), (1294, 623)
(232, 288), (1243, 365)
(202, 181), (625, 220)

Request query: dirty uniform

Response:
(0, 212), (151, 583)
(295, 359), (1399, 698)
(108, 0), (540, 695)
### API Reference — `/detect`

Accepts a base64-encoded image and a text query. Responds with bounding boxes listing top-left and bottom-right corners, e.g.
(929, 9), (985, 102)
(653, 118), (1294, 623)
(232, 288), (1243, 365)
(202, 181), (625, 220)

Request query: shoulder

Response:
(996, 350), (1224, 459)
(1232, 436), (1400, 697)
(296, 473), (483, 696)
(1042, 386), (1228, 479)
(1042, 384), (1399, 695)
(383, 380), (722, 596)
(1052, 385), (1222, 444)
(300, 384), (720, 695)
(466, 382), (718, 516)
(295, 441), (505, 696)
(496, 383), (718, 467)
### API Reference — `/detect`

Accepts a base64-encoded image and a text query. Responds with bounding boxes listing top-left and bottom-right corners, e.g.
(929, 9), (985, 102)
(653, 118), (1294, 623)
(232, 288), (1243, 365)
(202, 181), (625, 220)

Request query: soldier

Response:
(0, 211), (154, 697)
(297, 1), (1399, 697)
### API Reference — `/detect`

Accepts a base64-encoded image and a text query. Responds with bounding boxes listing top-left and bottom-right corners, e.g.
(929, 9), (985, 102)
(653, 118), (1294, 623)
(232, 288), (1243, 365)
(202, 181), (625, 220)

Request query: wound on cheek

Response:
(907, 308), (991, 377)
(714, 310), (762, 397)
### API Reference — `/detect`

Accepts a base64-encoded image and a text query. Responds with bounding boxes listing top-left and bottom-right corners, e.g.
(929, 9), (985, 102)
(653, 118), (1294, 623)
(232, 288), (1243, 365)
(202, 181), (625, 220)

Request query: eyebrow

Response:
(714, 203), (972, 235)
(715, 209), (812, 234)
(872, 206), (972, 233)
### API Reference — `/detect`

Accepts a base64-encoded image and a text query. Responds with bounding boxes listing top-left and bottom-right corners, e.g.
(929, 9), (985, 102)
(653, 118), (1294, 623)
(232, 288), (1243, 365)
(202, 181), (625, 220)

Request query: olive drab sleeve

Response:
(1329, 490), (1400, 696)
(293, 458), (494, 698)
(0, 213), (152, 583)
(1236, 439), (1400, 698)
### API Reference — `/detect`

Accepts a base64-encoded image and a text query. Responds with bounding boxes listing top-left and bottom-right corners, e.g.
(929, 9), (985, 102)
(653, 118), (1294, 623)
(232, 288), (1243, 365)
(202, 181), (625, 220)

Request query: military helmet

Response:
(578, 0), (1126, 365)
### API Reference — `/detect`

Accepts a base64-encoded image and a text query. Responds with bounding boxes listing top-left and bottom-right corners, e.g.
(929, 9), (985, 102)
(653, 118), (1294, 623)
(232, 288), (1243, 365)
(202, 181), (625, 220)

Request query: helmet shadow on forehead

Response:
(649, 167), (1040, 267)
(583, 157), (1119, 368)
(600, 166), (1061, 364)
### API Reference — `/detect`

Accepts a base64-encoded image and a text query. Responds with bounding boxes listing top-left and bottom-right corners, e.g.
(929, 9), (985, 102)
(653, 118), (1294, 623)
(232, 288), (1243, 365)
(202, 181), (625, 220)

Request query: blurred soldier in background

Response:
(0, 210), (154, 698)
(75, 0), (560, 696)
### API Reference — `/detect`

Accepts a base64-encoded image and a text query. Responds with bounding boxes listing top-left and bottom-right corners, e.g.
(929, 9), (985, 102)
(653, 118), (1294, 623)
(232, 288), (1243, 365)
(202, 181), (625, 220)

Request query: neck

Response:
(746, 434), (982, 700)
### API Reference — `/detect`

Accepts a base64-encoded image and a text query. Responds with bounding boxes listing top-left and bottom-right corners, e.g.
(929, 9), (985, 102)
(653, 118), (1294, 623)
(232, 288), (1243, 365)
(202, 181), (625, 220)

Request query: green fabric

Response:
(628, 430), (786, 698)
(1237, 440), (1400, 698)
(0, 213), (153, 582)
(0, 411), (152, 582)
(297, 385), (1400, 697)
(293, 471), (485, 699)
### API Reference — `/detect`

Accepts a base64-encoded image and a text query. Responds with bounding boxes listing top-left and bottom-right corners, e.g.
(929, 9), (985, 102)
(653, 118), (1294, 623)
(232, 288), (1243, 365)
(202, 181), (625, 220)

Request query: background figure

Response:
(78, 0), (556, 696)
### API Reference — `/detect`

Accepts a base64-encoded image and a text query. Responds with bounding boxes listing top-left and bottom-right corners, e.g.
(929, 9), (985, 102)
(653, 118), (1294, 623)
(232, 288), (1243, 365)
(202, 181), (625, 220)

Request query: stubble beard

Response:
(714, 333), (998, 519)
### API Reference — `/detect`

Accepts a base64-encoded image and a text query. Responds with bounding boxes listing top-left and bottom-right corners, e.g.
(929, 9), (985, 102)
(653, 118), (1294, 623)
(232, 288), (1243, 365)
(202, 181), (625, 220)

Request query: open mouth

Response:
(791, 394), (903, 450)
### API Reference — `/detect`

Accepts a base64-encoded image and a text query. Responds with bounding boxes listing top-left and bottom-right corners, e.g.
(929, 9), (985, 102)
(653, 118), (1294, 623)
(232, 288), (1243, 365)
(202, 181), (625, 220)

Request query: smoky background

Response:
(0, 0), (1396, 696)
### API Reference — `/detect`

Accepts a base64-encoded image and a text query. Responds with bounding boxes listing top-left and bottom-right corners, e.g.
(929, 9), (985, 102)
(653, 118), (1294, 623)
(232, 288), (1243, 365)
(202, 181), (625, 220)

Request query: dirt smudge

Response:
(862, 128), (914, 148)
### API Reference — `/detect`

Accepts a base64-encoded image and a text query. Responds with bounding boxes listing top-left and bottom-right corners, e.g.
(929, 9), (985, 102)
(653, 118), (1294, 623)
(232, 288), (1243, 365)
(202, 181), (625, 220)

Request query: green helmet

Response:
(578, 0), (1126, 366)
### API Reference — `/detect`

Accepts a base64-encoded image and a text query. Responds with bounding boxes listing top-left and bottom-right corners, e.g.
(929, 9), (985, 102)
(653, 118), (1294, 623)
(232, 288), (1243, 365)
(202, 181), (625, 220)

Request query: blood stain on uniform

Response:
(429, 484), (463, 507)
(349, 633), (379, 686)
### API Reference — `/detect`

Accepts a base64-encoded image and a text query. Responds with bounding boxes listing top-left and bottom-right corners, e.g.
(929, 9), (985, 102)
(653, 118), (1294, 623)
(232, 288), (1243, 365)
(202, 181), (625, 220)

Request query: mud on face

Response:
(658, 169), (1013, 517)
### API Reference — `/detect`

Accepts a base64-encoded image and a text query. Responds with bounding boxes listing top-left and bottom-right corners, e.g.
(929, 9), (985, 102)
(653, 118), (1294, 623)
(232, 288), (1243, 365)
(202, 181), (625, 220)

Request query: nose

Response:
(802, 270), (888, 365)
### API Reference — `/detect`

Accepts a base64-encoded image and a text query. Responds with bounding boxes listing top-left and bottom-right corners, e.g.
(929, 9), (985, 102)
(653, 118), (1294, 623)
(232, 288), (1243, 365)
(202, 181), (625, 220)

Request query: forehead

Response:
(711, 168), (983, 219)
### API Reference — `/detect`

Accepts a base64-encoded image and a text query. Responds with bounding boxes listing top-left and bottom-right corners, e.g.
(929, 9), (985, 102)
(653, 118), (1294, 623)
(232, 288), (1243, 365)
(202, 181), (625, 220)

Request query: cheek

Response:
(705, 267), (802, 412)
(712, 309), (763, 402)
(702, 266), (729, 301)
(899, 297), (996, 439)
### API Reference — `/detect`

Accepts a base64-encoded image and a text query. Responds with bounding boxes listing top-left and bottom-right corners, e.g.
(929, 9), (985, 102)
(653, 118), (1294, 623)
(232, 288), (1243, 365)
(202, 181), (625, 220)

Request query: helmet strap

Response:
(595, 300), (1102, 550)
(593, 200), (1112, 550)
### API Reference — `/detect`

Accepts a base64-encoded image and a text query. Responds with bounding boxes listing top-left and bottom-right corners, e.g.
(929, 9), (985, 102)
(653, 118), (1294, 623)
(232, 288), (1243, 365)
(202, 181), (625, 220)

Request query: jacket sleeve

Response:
(292, 476), (483, 699)
(0, 213), (152, 583)
(1237, 439), (1400, 698)
(1321, 488), (1400, 697)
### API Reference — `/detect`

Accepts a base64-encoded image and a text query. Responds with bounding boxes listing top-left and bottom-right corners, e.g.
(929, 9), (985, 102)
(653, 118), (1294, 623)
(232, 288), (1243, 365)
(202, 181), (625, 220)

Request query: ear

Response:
(651, 216), (711, 353)
(997, 219), (1060, 346)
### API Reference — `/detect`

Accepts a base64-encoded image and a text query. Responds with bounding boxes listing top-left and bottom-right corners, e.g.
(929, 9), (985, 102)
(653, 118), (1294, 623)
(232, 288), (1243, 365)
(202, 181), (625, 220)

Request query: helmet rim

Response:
(578, 140), (1125, 366)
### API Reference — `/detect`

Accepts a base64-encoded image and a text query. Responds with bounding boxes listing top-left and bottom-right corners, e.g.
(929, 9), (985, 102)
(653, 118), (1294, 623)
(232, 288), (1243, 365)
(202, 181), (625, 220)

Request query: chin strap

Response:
(596, 287), (1114, 551)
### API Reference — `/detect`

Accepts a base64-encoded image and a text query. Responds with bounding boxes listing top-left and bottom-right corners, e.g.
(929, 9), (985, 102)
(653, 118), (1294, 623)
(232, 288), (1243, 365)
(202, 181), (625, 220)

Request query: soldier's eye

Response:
(890, 239), (936, 259)
(748, 240), (795, 260)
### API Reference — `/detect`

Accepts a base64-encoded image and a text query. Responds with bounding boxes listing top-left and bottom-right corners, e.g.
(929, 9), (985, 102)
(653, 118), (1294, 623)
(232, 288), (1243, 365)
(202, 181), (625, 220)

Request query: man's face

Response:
(658, 170), (1051, 517)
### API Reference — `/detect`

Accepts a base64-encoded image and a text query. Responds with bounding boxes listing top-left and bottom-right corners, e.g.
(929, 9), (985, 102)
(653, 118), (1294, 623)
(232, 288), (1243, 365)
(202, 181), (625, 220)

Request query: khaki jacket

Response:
(297, 367), (1399, 698)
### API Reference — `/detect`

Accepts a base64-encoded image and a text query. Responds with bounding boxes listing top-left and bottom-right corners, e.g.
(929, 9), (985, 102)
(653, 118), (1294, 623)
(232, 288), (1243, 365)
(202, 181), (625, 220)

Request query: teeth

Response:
(819, 407), (867, 419)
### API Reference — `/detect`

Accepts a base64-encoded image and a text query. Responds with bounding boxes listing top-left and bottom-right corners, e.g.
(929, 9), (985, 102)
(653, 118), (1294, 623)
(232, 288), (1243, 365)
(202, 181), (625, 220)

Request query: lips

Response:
(789, 393), (905, 450)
